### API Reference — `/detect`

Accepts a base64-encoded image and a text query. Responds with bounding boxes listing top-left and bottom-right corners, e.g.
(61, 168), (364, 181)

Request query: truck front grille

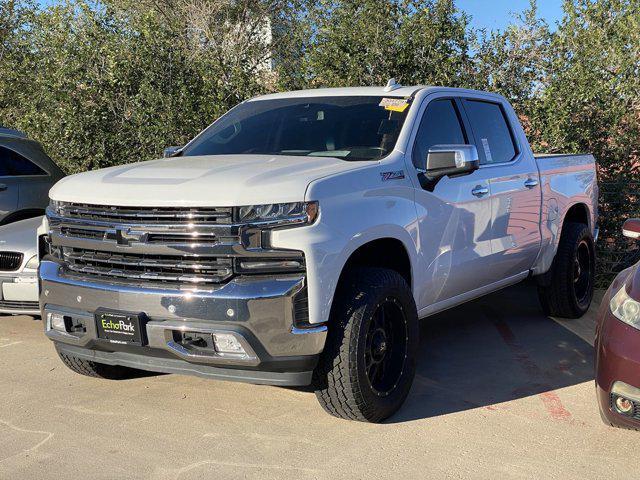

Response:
(47, 202), (304, 290)
(0, 252), (23, 271)
(58, 226), (221, 245)
(62, 248), (234, 286)
(58, 203), (233, 224)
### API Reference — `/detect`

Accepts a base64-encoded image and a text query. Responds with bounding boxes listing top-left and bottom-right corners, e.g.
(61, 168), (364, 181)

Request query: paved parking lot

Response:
(0, 282), (636, 480)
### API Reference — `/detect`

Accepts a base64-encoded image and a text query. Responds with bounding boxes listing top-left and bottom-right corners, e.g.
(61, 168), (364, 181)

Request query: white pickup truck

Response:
(39, 83), (598, 422)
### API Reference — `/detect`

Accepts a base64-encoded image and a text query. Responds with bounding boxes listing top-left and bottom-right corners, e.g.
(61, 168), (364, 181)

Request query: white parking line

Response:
(0, 420), (54, 464)
(0, 341), (23, 348)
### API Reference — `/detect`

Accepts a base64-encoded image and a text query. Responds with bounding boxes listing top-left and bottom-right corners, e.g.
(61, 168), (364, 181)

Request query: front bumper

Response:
(40, 260), (326, 386)
(0, 273), (39, 315)
(595, 285), (640, 429)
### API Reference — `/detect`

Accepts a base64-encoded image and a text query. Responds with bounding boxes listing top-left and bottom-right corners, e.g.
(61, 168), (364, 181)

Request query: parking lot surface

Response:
(1, 282), (636, 480)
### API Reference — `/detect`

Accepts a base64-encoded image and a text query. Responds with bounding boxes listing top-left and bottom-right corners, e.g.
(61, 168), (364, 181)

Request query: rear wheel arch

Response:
(562, 202), (591, 231)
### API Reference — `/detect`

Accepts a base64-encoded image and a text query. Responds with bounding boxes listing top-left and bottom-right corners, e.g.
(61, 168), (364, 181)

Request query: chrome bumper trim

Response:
(40, 260), (327, 361)
(611, 381), (640, 402)
(44, 308), (260, 366)
(291, 325), (328, 335)
(146, 320), (259, 366)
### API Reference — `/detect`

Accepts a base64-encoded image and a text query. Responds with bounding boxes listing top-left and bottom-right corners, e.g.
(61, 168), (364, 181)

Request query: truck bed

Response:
(534, 153), (592, 159)
(534, 153), (596, 173)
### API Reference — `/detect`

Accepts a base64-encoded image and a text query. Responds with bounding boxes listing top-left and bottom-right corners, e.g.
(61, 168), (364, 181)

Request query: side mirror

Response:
(163, 146), (183, 158)
(623, 219), (640, 239)
(418, 144), (479, 191)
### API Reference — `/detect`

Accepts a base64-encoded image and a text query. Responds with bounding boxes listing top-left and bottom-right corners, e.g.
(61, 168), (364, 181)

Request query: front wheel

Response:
(537, 222), (595, 318)
(313, 267), (419, 422)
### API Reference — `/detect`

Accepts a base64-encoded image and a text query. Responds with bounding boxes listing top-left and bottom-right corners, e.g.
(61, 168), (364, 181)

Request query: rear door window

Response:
(412, 99), (467, 168)
(462, 100), (517, 165)
(0, 146), (47, 176)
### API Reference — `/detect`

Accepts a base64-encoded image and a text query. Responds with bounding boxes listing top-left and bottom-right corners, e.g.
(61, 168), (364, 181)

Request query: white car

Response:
(0, 216), (41, 315)
(40, 83), (598, 422)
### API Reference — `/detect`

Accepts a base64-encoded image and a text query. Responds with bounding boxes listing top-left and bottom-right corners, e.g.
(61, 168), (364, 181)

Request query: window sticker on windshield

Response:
(379, 98), (409, 112)
(481, 138), (493, 163)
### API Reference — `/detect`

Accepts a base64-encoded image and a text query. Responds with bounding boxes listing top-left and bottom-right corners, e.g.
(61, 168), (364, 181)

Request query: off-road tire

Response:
(56, 347), (141, 380)
(538, 222), (595, 318)
(313, 267), (419, 422)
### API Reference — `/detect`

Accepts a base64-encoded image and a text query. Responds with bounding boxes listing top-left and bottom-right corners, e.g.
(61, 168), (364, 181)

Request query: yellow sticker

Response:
(379, 97), (409, 112)
(385, 103), (409, 112)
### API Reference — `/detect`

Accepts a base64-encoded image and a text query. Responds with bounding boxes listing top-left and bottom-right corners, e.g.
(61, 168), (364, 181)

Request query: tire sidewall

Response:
(568, 225), (595, 314)
(346, 272), (419, 421)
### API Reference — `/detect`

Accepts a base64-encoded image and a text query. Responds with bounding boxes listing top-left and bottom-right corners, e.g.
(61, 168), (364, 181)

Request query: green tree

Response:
(471, 1), (552, 145)
(537, 0), (640, 177)
(304, 0), (473, 87)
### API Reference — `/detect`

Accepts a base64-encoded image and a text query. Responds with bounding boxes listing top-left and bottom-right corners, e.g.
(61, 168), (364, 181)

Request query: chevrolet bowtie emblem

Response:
(104, 227), (148, 246)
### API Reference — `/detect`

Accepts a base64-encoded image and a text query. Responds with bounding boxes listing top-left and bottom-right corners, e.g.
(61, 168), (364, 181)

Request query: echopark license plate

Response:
(95, 310), (146, 346)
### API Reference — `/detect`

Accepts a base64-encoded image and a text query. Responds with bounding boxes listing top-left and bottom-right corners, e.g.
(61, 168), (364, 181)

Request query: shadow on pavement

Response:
(390, 280), (595, 423)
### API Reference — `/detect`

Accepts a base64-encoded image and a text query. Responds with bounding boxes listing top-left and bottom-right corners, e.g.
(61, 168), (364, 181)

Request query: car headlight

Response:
(24, 255), (39, 271)
(48, 199), (62, 214)
(610, 285), (640, 330)
(236, 201), (319, 225)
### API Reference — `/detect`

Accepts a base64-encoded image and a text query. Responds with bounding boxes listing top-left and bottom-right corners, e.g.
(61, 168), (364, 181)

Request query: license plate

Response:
(95, 310), (146, 345)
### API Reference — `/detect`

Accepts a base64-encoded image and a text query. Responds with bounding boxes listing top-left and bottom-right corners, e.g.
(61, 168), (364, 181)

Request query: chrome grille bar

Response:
(62, 248), (234, 285)
(63, 250), (232, 271)
(48, 211), (236, 235)
(59, 203), (233, 224)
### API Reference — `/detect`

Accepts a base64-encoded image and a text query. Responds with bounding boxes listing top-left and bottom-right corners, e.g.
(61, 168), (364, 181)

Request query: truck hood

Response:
(50, 154), (369, 207)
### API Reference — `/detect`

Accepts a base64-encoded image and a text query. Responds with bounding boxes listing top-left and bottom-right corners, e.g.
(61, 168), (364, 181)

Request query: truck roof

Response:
(252, 86), (424, 101)
(249, 85), (506, 102)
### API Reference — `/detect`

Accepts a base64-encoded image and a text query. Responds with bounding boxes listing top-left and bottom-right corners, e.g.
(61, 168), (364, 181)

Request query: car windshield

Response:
(182, 96), (411, 161)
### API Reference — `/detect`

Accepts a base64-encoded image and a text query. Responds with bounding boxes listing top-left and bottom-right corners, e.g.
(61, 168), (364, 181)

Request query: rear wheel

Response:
(56, 347), (142, 380)
(538, 222), (595, 318)
(313, 267), (418, 422)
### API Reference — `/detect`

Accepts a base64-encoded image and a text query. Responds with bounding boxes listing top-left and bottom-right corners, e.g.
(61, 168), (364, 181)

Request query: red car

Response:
(596, 218), (640, 429)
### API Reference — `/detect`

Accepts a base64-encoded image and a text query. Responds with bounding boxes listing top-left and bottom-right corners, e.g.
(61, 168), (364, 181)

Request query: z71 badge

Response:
(380, 170), (405, 181)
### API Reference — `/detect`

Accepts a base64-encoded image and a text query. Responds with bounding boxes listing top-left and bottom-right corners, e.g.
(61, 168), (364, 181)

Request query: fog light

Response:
(212, 333), (245, 355)
(48, 312), (67, 332)
(614, 396), (634, 415)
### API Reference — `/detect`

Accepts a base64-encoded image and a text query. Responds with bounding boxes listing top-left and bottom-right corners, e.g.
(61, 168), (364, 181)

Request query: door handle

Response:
(524, 178), (539, 189)
(0, 184), (7, 192)
(471, 185), (489, 198)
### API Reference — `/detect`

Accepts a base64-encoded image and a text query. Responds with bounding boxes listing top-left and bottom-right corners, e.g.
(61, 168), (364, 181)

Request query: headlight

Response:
(236, 201), (319, 225)
(48, 199), (62, 214)
(24, 255), (39, 271)
(610, 285), (640, 330)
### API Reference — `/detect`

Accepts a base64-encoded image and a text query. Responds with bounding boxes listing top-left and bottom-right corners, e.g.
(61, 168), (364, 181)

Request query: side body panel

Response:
(410, 172), (496, 306)
(402, 91), (498, 307)
(477, 99), (543, 280)
(531, 154), (598, 276)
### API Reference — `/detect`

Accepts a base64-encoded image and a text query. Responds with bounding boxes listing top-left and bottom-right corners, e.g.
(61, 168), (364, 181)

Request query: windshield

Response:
(182, 96), (411, 161)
